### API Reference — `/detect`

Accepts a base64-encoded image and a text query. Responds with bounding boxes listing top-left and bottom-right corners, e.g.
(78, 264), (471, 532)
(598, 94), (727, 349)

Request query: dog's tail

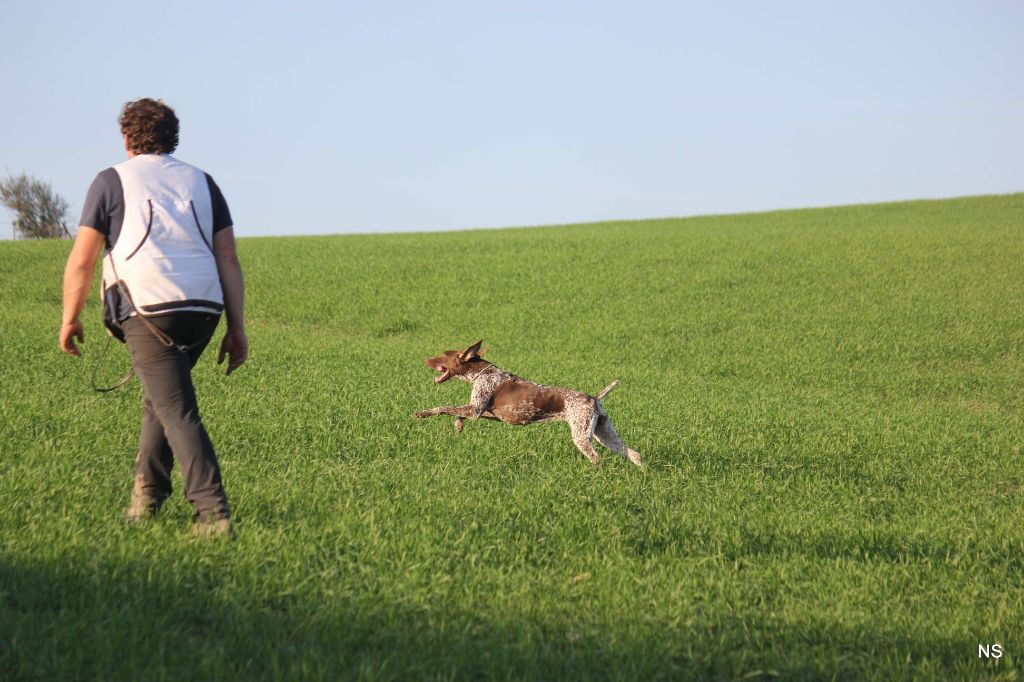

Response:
(596, 380), (620, 401)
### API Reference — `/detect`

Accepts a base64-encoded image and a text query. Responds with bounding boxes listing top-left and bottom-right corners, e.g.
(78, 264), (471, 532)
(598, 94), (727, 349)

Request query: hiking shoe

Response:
(191, 514), (234, 539)
(125, 476), (167, 521)
(125, 496), (163, 521)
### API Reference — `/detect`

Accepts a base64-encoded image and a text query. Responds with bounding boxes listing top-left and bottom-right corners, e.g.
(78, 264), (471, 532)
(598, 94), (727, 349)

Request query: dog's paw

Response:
(414, 411), (430, 419)
(454, 418), (464, 433)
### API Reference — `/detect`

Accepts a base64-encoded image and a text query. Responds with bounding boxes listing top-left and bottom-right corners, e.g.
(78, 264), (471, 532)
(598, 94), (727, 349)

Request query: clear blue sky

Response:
(2, 1), (1021, 237)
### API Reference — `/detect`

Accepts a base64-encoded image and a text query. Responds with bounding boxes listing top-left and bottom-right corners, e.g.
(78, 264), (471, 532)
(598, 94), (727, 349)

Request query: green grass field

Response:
(2, 194), (1022, 680)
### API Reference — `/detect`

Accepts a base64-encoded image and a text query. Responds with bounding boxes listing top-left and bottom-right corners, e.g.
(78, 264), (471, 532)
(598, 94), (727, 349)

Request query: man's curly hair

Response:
(119, 98), (179, 155)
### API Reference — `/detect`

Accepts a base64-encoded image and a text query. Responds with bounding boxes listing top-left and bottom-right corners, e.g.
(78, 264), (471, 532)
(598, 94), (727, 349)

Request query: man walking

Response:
(60, 98), (247, 537)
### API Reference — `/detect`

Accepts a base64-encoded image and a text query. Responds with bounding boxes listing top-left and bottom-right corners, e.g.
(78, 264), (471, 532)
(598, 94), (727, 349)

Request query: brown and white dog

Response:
(414, 340), (642, 467)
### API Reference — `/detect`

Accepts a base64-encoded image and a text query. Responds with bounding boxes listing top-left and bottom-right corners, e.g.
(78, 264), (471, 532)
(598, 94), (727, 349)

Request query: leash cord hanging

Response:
(90, 334), (134, 393)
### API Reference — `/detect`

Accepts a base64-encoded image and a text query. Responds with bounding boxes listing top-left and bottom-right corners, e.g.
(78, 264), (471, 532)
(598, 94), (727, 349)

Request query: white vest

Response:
(102, 154), (224, 316)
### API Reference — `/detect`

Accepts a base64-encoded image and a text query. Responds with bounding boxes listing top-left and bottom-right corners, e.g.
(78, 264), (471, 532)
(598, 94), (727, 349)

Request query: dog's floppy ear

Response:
(461, 339), (484, 361)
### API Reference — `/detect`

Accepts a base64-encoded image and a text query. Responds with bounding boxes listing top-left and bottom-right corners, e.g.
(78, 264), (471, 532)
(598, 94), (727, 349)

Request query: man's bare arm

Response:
(60, 227), (105, 355)
(213, 226), (248, 374)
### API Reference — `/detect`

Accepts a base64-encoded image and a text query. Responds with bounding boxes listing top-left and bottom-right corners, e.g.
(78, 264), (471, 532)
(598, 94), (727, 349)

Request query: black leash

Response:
(91, 334), (134, 393)
(89, 319), (214, 393)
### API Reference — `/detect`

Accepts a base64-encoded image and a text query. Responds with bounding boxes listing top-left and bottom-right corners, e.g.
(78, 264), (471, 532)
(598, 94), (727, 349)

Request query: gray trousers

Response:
(124, 313), (230, 519)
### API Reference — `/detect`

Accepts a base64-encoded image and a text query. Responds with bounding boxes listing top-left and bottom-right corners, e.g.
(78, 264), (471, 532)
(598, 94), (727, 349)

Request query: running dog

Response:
(414, 340), (642, 467)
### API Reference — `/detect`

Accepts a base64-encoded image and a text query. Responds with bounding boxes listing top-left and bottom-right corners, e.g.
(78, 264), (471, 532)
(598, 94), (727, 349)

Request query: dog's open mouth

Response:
(434, 366), (451, 383)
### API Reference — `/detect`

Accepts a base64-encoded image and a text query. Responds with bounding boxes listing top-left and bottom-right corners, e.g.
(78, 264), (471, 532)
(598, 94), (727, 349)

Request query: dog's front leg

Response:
(416, 386), (492, 432)
(414, 404), (483, 420)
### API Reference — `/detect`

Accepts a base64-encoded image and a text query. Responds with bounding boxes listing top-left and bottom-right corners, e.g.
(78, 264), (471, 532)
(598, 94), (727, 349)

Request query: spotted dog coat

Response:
(414, 340), (643, 467)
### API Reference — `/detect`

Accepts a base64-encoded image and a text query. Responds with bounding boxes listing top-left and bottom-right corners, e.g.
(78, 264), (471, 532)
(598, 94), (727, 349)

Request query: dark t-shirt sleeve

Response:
(78, 168), (122, 237)
(205, 173), (233, 232)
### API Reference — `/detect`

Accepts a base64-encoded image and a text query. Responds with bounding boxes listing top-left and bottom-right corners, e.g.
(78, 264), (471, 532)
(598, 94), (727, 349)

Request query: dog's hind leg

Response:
(569, 411), (602, 466)
(594, 415), (643, 467)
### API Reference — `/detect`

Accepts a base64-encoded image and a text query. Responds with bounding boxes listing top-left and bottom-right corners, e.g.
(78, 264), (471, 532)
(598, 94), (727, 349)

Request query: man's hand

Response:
(218, 327), (248, 375)
(60, 319), (85, 356)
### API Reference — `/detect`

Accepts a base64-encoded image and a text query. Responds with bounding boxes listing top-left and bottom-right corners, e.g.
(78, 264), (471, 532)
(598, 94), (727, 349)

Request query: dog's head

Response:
(424, 340), (485, 383)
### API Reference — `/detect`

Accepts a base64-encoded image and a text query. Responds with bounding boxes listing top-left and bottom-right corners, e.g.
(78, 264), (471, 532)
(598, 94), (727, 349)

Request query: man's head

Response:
(119, 98), (179, 156)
